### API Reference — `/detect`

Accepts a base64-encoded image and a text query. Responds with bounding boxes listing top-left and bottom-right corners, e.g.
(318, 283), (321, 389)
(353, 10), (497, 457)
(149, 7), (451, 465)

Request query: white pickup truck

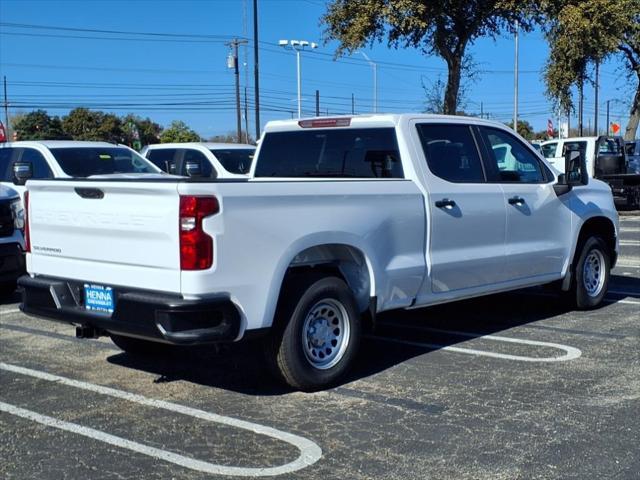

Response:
(19, 114), (619, 390)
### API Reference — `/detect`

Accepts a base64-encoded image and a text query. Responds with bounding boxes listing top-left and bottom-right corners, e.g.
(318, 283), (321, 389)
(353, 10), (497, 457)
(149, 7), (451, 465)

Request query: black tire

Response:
(572, 236), (610, 309)
(264, 276), (361, 391)
(110, 334), (174, 356)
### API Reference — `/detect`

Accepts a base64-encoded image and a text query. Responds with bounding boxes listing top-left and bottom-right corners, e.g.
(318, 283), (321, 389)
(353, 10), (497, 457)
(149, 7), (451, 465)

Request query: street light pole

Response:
(513, 20), (519, 134)
(279, 40), (318, 119)
(296, 48), (302, 118)
(359, 52), (377, 113)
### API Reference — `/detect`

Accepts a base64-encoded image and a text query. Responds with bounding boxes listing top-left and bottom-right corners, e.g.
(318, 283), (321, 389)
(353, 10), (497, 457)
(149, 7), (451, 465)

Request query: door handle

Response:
(435, 198), (456, 209)
(508, 196), (525, 206)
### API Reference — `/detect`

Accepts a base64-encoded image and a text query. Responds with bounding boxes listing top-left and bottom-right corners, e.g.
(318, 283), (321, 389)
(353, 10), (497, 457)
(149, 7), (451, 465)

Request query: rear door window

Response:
(147, 148), (178, 174)
(210, 148), (255, 174)
(255, 128), (403, 178)
(180, 149), (214, 177)
(415, 124), (484, 183)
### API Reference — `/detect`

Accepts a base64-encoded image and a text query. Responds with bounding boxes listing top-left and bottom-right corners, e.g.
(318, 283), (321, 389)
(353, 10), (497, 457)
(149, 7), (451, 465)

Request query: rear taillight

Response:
(24, 191), (30, 253)
(179, 195), (219, 270)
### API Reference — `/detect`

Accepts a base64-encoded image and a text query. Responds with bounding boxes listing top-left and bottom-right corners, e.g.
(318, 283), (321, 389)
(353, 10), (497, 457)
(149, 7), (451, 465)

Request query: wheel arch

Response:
(284, 243), (375, 312)
(563, 215), (617, 291)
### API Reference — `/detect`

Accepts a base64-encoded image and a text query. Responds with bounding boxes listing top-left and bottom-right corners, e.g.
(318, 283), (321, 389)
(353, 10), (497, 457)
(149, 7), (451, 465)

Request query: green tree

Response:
(122, 114), (162, 148)
(160, 120), (201, 143)
(322, 0), (541, 115)
(62, 108), (123, 141)
(12, 109), (67, 140)
(505, 119), (535, 139)
(544, 0), (640, 139)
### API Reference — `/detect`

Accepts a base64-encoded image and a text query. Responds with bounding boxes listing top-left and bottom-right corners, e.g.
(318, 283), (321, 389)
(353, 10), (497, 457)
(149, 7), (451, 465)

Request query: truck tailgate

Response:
(27, 180), (182, 292)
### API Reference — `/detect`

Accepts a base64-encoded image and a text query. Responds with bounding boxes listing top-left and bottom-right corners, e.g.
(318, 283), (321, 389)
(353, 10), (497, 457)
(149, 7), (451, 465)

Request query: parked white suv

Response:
(20, 114), (619, 390)
(141, 142), (255, 178)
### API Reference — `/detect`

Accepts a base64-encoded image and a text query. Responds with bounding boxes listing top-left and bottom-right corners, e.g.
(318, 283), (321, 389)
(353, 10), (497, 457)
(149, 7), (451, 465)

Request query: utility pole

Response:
(480, 101), (484, 119)
(315, 90), (320, 116)
(352, 93), (355, 115)
(513, 20), (519, 133)
(578, 77), (584, 136)
(244, 87), (249, 143)
(3, 76), (9, 137)
(606, 100), (610, 135)
(227, 38), (248, 143)
(253, 0), (261, 140)
(594, 61), (600, 135)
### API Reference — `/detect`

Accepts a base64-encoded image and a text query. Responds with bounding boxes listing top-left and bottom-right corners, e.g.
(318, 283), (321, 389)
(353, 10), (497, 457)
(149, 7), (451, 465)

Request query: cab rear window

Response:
(254, 128), (403, 178)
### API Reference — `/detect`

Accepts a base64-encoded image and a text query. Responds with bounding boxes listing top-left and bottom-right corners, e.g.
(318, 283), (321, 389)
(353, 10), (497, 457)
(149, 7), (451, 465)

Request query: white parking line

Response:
(0, 308), (20, 315)
(620, 241), (640, 246)
(615, 262), (640, 268)
(0, 363), (322, 477)
(368, 325), (582, 362)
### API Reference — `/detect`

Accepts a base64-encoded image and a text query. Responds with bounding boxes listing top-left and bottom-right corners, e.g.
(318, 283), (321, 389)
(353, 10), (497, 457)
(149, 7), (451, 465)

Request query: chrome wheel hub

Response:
(302, 298), (350, 370)
(583, 249), (606, 297)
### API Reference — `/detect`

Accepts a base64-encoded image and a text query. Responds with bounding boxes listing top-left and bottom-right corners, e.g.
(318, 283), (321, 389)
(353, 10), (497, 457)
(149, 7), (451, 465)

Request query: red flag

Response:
(547, 119), (554, 137)
(0, 121), (6, 143)
(611, 122), (621, 135)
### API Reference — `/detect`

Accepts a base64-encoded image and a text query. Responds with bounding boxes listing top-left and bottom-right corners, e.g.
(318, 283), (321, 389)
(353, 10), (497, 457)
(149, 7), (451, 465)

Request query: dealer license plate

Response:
(84, 284), (115, 313)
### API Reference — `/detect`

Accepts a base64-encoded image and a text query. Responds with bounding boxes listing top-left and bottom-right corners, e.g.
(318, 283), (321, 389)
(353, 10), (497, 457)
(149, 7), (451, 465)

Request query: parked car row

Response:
(540, 135), (640, 208)
(0, 140), (256, 294)
(142, 142), (255, 177)
(15, 114), (619, 391)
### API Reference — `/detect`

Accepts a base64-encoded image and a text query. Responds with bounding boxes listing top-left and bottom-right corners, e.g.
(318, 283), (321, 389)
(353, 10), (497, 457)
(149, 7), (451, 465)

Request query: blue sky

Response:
(0, 0), (635, 139)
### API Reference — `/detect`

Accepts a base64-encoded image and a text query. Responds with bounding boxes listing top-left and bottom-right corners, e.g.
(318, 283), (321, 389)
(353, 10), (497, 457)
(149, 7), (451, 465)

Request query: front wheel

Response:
(265, 276), (361, 391)
(572, 236), (611, 309)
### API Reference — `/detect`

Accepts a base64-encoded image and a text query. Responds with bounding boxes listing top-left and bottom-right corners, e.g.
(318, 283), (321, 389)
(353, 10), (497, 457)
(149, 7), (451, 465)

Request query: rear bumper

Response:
(0, 243), (25, 285)
(18, 275), (242, 345)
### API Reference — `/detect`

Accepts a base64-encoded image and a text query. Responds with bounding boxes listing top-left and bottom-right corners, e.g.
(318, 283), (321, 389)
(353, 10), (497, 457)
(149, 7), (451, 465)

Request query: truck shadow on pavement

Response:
(0, 289), (20, 306)
(105, 283), (628, 396)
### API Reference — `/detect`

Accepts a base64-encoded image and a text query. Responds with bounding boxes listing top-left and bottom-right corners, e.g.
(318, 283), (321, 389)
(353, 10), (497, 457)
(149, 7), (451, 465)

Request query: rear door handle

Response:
(435, 198), (456, 209)
(508, 196), (525, 206)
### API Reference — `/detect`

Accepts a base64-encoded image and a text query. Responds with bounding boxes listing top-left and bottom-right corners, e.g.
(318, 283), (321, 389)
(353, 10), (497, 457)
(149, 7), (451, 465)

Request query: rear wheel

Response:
(265, 276), (361, 391)
(572, 236), (610, 309)
(110, 334), (174, 355)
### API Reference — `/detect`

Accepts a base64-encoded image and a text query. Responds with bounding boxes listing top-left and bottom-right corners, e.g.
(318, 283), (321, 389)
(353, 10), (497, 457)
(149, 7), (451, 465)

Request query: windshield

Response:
(209, 148), (255, 174)
(598, 138), (622, 154)
(541, 142), (558, 159)
(49, 147), (159, 177)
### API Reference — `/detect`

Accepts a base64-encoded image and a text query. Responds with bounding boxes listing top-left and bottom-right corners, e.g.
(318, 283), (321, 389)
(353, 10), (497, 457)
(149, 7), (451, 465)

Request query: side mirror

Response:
(564, 150), (588, 186)
(13, 162), (33, 186)
(185, 160), (202, 177)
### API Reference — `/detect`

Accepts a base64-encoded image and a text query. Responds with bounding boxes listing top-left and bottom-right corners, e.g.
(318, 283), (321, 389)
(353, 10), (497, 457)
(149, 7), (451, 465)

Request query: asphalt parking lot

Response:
(1, 214), (638, 480)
